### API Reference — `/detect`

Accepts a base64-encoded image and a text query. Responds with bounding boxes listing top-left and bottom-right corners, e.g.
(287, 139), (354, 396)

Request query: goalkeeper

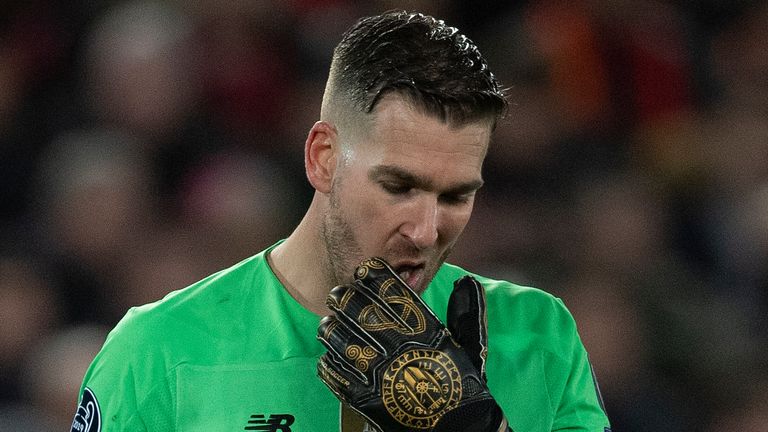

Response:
(72, 10), (611, 432)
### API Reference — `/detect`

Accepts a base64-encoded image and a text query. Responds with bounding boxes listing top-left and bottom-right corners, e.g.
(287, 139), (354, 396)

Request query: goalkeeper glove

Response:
(317, 257), (511, 432)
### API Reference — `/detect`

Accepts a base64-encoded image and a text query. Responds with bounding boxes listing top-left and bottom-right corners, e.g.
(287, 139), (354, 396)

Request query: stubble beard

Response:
(321, 182), (363, 288)
(320, 181), (455, 294)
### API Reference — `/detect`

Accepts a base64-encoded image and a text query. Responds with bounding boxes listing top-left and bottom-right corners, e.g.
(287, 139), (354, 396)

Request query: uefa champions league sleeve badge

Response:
(71, 387), (101, 432)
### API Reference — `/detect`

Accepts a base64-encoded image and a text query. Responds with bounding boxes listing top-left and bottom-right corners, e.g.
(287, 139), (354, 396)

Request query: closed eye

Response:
(381, 181), (412, 195)
(439, 192), (474, 205)
(370, 165), (483, 202)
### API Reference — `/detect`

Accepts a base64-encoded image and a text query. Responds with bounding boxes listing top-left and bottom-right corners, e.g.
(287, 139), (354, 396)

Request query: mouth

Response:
(394, 263), (425, 290)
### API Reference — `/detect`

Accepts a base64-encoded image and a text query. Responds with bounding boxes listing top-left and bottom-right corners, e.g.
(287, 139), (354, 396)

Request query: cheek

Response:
(437, 193), (477, 241)
(341, 183), (395, 240)
(442, 206), (474, 240)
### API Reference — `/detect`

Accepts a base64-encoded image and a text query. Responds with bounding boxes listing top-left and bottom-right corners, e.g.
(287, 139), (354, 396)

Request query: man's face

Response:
(321, 96), (491, 293)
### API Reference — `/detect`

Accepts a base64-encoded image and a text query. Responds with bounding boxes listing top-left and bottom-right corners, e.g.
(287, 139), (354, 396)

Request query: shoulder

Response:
(431, 262), (568, 313)
(96, 248), (277, 368)
(121, 253), (263, 329)
(76, 246), (286, 429)
(430, 263), (578, 346)
(432, 265), (610, 429)
(476, 274), (574, 329)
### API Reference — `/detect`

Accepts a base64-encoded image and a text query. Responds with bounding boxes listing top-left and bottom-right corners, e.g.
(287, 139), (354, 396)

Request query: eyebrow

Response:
(368, 164), (484, 195)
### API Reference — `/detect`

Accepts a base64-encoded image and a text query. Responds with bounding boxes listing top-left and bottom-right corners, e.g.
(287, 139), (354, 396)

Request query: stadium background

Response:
(1, 0), (766, 430)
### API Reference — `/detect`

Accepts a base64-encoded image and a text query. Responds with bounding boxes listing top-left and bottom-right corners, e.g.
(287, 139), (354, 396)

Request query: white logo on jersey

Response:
(71, 387), (101, 432)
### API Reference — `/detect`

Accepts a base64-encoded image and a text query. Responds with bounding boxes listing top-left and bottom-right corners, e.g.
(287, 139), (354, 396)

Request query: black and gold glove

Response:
(317, 257), (510, 432)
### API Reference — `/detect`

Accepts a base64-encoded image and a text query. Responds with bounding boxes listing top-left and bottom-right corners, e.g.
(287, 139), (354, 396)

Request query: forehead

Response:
(357, 97), (492, 178)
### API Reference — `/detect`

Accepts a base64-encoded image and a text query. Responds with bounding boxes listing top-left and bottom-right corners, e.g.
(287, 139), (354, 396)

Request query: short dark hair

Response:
(327, 10), (507, 128)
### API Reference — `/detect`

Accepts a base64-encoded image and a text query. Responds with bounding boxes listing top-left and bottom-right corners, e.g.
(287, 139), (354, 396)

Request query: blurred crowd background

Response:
(1, 0), (766, 430)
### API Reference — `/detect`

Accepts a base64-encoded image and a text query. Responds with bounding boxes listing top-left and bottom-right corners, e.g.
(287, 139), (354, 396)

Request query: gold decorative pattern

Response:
(323, 319), (340, 340)
(338, 286), (356, 309)
(355, 258), (386, 279)
(345, 344), (378, 372)
(359, 277), (426, 335)
(381, 349), (462, 429)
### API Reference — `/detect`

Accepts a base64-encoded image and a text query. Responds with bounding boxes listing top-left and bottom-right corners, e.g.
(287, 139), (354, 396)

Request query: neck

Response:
(268, 195), (333, 316)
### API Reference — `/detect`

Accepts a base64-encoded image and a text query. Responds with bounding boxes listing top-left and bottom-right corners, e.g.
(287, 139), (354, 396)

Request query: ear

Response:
(305, 121), (338, 194)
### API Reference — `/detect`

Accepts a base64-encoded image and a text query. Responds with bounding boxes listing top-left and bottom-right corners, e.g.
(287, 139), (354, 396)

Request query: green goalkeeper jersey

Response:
(73, 242), (610, 432)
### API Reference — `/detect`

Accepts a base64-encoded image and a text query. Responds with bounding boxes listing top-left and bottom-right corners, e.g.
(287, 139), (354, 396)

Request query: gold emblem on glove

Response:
(381, 349), (462, 429)
(345, 344), (378, 372)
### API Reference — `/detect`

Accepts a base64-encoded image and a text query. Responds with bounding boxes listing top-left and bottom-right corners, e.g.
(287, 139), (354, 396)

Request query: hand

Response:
(317, 257), (510, 432)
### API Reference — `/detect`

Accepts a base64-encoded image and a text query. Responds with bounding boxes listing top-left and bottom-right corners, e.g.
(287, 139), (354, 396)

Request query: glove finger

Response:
(354, 258), (434, 315)
(317, 315), (383, 382)
(447, 275), (489, 380)
(353, 258), (443, 341)
(327, 281), (425, 352)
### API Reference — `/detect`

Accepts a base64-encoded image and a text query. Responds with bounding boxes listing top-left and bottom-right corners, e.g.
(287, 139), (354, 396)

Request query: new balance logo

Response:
(244, 414), (295, 431)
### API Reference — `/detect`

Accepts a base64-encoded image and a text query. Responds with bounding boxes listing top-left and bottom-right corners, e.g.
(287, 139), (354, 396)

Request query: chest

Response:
(174, 357), (340, 431)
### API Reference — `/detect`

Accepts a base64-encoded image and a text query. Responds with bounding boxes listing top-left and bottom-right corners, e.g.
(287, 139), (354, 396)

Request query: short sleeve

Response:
(550, 298), (611, 432)
(72, 309), (175, 431)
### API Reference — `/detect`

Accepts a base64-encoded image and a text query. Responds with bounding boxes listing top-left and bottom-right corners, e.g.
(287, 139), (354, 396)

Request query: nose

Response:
(399, 195), (439, 250)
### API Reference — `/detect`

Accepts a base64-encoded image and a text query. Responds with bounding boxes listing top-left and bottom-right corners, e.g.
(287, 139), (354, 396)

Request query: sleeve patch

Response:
(71, 387), (102, 432)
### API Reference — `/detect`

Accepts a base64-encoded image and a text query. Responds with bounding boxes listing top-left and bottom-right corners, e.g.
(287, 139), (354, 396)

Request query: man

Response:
(72, 11), (611, 432)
